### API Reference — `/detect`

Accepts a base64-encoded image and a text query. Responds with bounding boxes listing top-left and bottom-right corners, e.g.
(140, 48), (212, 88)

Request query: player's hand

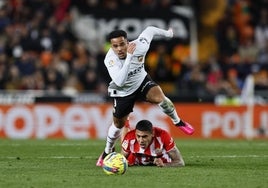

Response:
(167, 28), (174, 38)
(153, 158), (165, 167)
(127, 42), (136, 54)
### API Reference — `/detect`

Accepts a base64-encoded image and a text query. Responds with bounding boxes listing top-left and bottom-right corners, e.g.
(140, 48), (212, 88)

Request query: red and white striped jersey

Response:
(121, 127), (175, 166)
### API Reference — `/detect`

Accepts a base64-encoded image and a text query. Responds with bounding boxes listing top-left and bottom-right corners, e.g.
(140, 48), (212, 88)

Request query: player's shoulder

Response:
(122, 130), (136, 147)
(125, 129), (136, 138)
(104, 49), (114, 59)
(104, 49), (117, 64)
(154, 126), (167, 133)
(154, 127), (170, 137)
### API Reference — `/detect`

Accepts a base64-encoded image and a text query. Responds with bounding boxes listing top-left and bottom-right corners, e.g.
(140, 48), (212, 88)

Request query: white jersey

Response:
(104, 26), (173, 97)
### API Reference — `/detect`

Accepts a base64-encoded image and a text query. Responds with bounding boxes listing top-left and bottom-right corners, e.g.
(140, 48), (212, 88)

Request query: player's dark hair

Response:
(135, 120), (153, 133)
(108, 30), (127, 41)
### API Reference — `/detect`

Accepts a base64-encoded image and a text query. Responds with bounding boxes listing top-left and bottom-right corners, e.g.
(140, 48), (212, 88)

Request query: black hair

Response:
(107, 30), (127, 41)
(135, 120), (153, 133)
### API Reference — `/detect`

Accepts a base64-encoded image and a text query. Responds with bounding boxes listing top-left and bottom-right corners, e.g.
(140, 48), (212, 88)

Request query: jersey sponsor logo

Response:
(128, 64), (144, 77)
(139, 37), (149, 44)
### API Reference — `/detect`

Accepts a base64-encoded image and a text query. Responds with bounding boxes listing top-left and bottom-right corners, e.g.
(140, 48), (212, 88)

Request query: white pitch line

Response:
(39, 156), (96, 159)
(1, 155), (268, 159)
(0, 156), (96, 159)
(0, 143), (104, 147)
(190, 155), (268, 158)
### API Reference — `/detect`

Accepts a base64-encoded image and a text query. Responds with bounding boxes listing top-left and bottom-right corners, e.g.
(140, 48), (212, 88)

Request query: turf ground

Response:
(0, 139), (267, 188)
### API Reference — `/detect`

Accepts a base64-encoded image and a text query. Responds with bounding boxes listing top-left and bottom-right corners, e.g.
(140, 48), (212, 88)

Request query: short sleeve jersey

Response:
(121, 127), (176, 166)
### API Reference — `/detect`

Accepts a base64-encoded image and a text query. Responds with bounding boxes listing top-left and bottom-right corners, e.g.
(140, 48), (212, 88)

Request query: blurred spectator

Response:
(14, 51), (37, 76)
(40, 51), (53, 67)
(33, 69), (45, 90)
(218, 24), (239, 57)
(254, 69), (268, 90)
(205, 57), (233, 96)
(0, 5), (10, 33)
(254, 8), (268, 51)
(72, 41), (96, 76)
(52, 0), (71, 23)
(140, 0), (158, 10)
(19, 75), (37, 90)
(119, 0), (137, 9)
(78, 67), (99, 91)
(182, 63), (207, 97)
(257, 40), (268, 69)
(0, 53), (8, 89)
(145, 44), (174, 82)
(225, 68), (243, 94)
(62, 73), (82, 96)
(5, 64), (21, 90)
(238, 33), (258, 64)
(232, 0), (252, 43)
(42, 66), (64, 91)
(102, 0), (118, 10)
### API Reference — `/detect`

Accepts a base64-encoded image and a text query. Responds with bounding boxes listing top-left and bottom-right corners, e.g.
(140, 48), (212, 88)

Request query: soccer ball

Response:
(102, 152), (128, 175)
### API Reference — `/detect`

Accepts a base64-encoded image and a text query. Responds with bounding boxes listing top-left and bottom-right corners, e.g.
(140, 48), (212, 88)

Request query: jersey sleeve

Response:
(104, 51), (133, 87)
(161, 129), (175, 152)
(138, 26), (173, 44)
(132, 26), (173, 56)
(121, 132), (131, 153)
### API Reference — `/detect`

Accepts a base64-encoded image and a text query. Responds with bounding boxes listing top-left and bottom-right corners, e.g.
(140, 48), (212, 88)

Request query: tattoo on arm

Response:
(165, 147), (185, 167)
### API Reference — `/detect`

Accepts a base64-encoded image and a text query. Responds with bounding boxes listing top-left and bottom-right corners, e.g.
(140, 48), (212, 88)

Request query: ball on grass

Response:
(102, 152), (128, 175)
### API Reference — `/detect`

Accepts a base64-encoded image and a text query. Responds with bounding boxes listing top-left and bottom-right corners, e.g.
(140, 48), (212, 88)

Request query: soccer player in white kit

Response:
(96, 26), (194, 166)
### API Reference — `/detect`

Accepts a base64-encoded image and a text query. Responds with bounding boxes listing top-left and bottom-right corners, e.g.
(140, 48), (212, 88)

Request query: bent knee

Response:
(113, 116), (128, 129)
(146, 86), (165, 103)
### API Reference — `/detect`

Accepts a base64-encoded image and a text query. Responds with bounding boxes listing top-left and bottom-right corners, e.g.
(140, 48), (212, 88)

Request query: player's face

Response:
(135, 130), (153, 149)
(110, 37), (128, 59)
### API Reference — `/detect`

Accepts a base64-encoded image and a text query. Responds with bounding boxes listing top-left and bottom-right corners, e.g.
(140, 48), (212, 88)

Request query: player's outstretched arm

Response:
(165, 146), (185, 167)
(139, 26), (174, 43)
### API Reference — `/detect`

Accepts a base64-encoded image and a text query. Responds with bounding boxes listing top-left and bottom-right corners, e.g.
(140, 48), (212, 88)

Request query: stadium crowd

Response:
(0, 0), (267, 101)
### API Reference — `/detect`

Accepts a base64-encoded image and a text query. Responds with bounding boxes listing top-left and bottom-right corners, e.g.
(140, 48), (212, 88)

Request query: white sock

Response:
(104, 122), (122, 154)
(158, 97), (181, 124)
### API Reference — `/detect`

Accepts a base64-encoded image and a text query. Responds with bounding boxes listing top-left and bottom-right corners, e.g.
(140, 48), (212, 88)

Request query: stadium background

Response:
(0, 0), (267, 139)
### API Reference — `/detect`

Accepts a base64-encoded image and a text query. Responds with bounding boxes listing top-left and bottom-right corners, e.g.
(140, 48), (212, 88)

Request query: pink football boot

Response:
(177, 121), (195, 135)
(96, 152), (104, 167)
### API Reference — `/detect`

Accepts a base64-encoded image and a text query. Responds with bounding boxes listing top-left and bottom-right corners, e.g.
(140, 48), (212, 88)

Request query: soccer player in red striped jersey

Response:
(121, 120), (185, 167)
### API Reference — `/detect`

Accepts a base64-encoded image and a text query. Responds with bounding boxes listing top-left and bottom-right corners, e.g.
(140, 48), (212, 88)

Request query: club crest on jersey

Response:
(138, 56), (143, 62)
(122, 140), (128, 150)
(109, 60), (115, 66)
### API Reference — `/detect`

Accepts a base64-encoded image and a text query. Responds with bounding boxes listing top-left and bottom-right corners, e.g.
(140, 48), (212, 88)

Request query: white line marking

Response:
(0, 143), (103, 146)
(190, 155), (268, 158)
(0, 156), (96, 159)
(1, 155), (268, 159)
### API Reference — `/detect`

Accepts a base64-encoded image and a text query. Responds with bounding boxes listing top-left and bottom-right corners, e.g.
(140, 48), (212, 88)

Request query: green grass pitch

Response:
(0, 139), (267, 188)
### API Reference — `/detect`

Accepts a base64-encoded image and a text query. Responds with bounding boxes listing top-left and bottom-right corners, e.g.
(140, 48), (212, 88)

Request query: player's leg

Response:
(104, 115), (128, 153)
(96, 96), (135, 166)
(96, 115), (128, 166)
(146, 86), (194, 135)
(121, 117), (130, 142)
